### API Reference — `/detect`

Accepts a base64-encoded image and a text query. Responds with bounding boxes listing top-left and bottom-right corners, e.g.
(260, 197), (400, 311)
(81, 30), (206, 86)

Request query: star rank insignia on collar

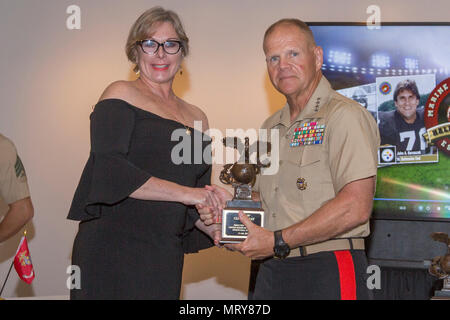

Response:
(314, 97), (321, 112)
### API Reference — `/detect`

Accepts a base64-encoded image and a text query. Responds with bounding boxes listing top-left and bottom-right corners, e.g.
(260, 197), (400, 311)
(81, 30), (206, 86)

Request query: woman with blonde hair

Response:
(68, 7), (220, 299)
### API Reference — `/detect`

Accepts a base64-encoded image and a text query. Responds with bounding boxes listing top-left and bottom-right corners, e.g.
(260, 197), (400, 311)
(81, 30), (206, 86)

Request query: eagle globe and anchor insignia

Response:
(296, 177), (307, 190)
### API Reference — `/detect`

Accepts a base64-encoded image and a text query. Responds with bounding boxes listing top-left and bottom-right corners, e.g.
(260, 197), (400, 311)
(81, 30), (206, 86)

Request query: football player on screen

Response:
(378, 79), (428, 152)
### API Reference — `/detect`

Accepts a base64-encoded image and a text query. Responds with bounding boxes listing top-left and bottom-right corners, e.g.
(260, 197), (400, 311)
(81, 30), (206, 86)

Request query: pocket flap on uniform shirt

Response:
(299, 146), (322, 167)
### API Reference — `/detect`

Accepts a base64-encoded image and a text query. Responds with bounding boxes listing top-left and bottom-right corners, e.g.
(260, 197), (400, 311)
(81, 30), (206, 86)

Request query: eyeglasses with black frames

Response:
(137, 39), (183, 55)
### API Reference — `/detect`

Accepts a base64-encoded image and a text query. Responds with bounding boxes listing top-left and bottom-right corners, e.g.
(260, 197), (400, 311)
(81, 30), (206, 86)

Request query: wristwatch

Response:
(273, 230), (290, 259)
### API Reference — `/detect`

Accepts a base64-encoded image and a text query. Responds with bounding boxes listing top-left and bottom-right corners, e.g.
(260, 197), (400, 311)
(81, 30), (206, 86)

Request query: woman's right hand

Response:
(130, 177), (222, 212)
(195, 185), (233, 225)
(181, 187), (218, 209)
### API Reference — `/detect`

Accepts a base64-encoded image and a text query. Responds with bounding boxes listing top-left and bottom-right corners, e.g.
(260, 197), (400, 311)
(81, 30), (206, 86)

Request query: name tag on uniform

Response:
(290, 122), (325, 147)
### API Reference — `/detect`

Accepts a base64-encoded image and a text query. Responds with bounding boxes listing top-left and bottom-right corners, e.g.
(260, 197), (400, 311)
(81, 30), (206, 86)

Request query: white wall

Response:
(0, 0), (448, 299)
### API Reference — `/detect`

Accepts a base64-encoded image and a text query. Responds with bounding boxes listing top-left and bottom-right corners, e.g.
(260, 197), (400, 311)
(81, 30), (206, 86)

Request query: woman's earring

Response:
(179, 67), (183, 76)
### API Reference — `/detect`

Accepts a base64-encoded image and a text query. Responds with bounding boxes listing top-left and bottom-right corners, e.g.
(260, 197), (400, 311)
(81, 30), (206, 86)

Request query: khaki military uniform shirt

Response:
(255, 77), (380, 239)
(0, 134), (30, 219)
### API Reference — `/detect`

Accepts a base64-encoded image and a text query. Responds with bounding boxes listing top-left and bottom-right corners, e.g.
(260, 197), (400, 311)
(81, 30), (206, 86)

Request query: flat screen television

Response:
(308, 22), (450, 222)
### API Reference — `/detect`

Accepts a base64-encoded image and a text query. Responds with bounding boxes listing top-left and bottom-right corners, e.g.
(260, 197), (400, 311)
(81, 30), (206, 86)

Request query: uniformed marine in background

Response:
(0, 134), (33, 243)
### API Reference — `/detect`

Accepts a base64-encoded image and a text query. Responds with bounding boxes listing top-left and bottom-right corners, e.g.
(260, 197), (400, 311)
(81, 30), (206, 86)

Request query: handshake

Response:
(189, 185), (231, 247)
(190, 185), (274, 260)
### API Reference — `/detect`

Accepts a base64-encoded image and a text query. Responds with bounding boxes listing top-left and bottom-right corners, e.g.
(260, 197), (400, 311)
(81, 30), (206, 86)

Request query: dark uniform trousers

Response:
(251, 250), (373, 300)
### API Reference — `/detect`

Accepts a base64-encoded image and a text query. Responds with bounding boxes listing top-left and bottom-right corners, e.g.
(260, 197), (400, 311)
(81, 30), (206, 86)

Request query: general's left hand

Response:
(225, 211), (274, 260)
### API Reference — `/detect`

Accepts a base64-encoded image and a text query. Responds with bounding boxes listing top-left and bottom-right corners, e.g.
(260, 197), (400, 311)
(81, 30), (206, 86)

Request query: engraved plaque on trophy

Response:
(218, 137), (270, 244)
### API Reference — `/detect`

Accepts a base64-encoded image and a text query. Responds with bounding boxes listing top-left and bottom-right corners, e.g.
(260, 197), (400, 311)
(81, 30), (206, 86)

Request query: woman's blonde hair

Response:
(125, 7), (189, 72)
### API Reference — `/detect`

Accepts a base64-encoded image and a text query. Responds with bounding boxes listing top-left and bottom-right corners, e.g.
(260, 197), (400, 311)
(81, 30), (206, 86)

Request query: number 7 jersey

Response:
(378, 108), (427, 152)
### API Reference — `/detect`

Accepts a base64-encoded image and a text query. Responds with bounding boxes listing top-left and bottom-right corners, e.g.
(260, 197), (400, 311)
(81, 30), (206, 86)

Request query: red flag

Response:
(13, 235), (35, 284)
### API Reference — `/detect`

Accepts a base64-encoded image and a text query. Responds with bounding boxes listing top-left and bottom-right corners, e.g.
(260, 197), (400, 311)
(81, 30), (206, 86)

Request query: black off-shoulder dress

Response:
(67, 99), (213, 299)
